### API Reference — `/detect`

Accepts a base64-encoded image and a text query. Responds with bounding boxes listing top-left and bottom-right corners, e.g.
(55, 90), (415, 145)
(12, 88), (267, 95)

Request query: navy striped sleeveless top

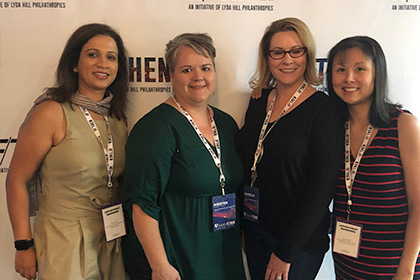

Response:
(333, 108), (420, 279)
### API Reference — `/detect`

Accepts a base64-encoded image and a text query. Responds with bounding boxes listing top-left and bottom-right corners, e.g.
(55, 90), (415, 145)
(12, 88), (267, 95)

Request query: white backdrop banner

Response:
(1, 1), (419, 279)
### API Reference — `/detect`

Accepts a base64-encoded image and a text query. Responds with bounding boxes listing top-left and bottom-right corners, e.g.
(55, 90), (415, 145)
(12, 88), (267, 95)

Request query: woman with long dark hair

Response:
(6, 23), (129, 279)
(328, 36), (420, 279)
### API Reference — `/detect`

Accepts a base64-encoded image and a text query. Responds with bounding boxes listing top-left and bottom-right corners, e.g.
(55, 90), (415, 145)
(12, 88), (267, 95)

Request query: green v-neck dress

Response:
(123, 103), (245, 279)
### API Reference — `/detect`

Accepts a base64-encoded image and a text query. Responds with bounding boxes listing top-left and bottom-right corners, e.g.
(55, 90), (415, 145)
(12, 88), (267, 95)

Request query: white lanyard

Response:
(250, 81), (307, 187)
(171, 96), (226, 195)
(344, 121), (374, 220)
(80, 106), (115, 199)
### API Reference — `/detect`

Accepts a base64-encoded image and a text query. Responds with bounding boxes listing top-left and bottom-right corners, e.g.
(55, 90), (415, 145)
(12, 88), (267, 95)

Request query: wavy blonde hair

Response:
(250, 17), (320, 90)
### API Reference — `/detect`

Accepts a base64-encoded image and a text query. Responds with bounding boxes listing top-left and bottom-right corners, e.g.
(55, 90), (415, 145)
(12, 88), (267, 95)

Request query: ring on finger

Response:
(276, 276), (282, 280)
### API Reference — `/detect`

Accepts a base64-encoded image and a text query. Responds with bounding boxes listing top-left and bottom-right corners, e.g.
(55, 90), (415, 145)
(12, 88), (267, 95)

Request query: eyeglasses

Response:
(268, 47), (307, 60)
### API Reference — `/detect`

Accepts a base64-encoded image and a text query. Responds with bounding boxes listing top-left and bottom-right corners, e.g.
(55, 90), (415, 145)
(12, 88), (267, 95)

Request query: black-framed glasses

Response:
(268, 47), (307, 60)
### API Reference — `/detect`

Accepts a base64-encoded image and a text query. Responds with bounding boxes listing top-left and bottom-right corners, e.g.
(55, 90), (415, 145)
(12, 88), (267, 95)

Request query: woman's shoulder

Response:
(397, 110), (420, 165)
(128, 103), (176, 139)
(299, 90), (335, 115)
(19, 100), (66, 146)
(381, 106), (412, 128)
(289, 89), (329, 111)
(24, 100), (64, 125)
(134, 103), (173, 124)
(212, 106), (238, 128)
(212, 106), (233, 119)
(258, 88), (273, 101)
(247, 88), (272, 109)
(398, 109), (419, 131)
(261, 87), (274, 95)
(309, 90), (329, 102)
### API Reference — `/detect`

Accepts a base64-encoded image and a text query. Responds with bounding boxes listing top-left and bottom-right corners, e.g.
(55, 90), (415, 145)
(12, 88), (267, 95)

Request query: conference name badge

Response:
(243, 185), (259, 222)
(333, 219), (362, 258)
(212, 193), (236, 231)
(101, 203), (126, 242)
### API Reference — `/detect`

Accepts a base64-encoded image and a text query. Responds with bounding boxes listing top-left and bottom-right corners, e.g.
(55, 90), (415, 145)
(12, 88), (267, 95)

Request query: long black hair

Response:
(326, 36), (398, 127)
(45, 23), (128, 120)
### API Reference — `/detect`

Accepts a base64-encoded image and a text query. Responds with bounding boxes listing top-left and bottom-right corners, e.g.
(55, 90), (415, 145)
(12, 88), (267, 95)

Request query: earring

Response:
(73, 68), (78, 73)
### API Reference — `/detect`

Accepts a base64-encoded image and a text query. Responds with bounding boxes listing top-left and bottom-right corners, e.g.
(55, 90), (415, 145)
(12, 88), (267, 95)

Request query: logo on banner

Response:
(391, 0), (420, 10)
(128, 56), (172, 93)
(0, 137), (17, 173)
(187, 0), (274, 12)
(128, 56), (329, 93)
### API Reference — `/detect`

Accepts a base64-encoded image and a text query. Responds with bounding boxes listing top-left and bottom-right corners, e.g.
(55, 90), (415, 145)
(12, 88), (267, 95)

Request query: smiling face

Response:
(268, 31), (307, 89)
(332, 47), (375, 108)
(75, 34), (118, 100)
(171, 46), (216, 108)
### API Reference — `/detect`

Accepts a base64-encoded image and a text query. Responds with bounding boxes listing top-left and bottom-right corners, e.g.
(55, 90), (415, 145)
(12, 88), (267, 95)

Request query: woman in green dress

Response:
(123, 33), (246, 280)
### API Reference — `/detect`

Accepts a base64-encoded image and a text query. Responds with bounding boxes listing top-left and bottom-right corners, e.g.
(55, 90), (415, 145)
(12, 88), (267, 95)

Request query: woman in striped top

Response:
(327, 36), (420, 279)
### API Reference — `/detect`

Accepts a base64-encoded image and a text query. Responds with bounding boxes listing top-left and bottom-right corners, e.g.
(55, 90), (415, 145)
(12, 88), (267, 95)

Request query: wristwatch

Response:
(14, 239), (34, 251)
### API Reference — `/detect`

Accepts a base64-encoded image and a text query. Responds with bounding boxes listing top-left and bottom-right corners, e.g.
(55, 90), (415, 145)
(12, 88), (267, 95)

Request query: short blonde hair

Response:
(165, 33), (216, 73)
(250, 17), (320, 90)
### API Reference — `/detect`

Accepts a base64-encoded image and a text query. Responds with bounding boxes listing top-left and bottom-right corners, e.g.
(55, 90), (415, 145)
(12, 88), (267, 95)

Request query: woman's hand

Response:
(152, 263), (181, 280)
(393, 267), (414, 280)
(392, 271), (413, 280)
(264, 253), (290, 280)
(251, 88), (262, 99)
(15, 247), (37, 279)
(132, 204), (181, 280)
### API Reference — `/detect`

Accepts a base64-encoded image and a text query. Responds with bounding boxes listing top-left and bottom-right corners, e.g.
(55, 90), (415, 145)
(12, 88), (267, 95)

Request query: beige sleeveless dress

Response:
(34, 102), (127, 280)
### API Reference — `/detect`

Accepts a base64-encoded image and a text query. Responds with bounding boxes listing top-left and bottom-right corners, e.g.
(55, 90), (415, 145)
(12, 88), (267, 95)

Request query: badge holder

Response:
(101, 203), (126, 242)
(333, 219), (362, 258)
(212, 193), (237, 231)
(243, 185), (259, 222)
